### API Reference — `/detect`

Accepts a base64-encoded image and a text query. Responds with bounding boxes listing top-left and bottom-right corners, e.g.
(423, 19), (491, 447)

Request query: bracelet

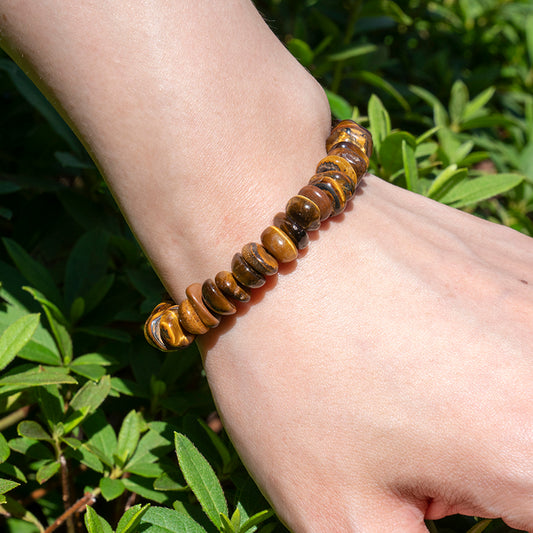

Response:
(144, 120), (373, 351)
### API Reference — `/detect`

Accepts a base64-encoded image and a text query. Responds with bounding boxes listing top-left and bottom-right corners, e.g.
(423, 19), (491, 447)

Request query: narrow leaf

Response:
(526, 14), (533, 67)
(328, 43), (378, 61)
(220, 513), (235, 533)
(0, 313), (40, 371)
(368, 94), (391, 154)
(0, 433), (10, 463)
(36, 460), (60, 484)
(449, 79), (469, 125)
(402, 140), (418, 192)
(466, 519), (493, 533)
(138, 506), (206, 533)
(116, 503), (151, 533)
(427, 165), (468, 201)
(2, 238), (62, 306)
(18, 340), (61, 366)
(240, 509), (275, 533)
(0, 366), (76, 388)
(0, 478), (20, 494)
(463, 87), (495, 121)
(116, 410), (142, 466)
(440, 173), (524, 208)
(325, 89), (353, 120)
(175, 432), (228, 528)
(84, 505), (113, 533)
(70, 375), (111, 415)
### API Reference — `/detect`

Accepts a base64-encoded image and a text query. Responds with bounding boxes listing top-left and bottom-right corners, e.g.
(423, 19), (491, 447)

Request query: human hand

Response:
(201, 176), (533, 532)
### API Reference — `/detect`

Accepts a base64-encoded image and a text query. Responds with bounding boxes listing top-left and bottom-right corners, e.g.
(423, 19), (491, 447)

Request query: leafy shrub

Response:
(0, 1), (531, 532)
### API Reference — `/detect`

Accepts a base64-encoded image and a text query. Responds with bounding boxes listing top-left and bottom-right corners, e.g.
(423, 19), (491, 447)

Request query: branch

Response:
(43, 490), (100, 533)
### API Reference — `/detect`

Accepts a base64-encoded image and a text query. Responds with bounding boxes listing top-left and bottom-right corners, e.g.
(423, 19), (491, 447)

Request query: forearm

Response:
(0, 0), (331, 294)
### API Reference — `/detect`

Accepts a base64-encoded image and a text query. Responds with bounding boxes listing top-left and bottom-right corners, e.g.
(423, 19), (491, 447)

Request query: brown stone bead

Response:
(316, 155), (358, 186)
(315, 170), (356, 199)
(260, 226), (298, 263)
(201, 279), (236, 315)
(178, 299), (208, 335)
(328, 140), (369, 167)
(215, 271), (251, 302)
(309, 174), (347, 216)
(231, 253), (266, 288)
(144, 301), (173, 350)
(327, 147), (368, 180)
(285, 195), (321, 231)
(273, 212), (309, 250)
(326, 120), (373, 157)
(158, 306), (196, 350)
(242, 242), (278, 276)
(298, 185), (333, 221)
(186, 283), (220, 328)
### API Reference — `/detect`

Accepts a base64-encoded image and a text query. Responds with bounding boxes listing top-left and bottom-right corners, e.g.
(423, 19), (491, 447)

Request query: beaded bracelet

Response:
(144, 120), (373, 351)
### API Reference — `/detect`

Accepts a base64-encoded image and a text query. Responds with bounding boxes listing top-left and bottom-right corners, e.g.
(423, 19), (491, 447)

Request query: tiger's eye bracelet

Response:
(144, 120), (373, 352)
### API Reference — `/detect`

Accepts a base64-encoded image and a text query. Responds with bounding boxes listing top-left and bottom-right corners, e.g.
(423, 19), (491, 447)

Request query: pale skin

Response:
(1, 1), (532, 531)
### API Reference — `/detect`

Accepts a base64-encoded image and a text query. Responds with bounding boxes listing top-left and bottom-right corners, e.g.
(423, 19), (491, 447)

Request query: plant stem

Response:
(43, 489), (101, 533)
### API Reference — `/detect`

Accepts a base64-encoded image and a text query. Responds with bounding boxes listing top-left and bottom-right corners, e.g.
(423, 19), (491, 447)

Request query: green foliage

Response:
(0, 1), (531, 532)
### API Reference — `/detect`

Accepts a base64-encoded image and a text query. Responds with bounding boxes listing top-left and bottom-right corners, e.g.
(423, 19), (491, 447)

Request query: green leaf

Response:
(220, 513), (235, 533)
(465, 519), (493, 533)
(240, 509), (275, 533)
(368, 94), (391, 154)
(18, 340), (62, 366)
(72, 352), (115, 366)
(286, 38), (314, 67)
(126, 422), (173, 471)
(427, 165), (468, 201)
(36, 460), (60, 484)
(449, 79), (469, 125)
(0, 433), (10, 463)
(138, 506), (206, 533)
(64, 444), (104, 473)
(440, 173), (525, 208)
(328, 43), (378, 61)
(463, 87), (495, 121)
(153, 473), (187, 492)
(0, 365), (76, 390)
(64, 230), (110, 309)
(83, 411), (117, 465)
(198, 419), (232, 472)
(402, 140), (419, 192)
(70, 375), (111, 415)
(22, 286), (67, 326)
(83, 274), (115, 314)
(0, 478), (20, 494)
(84, 505), (113, 533)
(116, 410), (142, 467)
(76, 326), (131, 343)
(358, 71), (409, 111)
(324, 89), (353, 120)
(18, 421), (52, 441)
(230, 507), (241, 530)
(99, 477), (125, 501)
(526, 14), (533, 67)
(0, 313), (40, 371)
(121, 475), (170, 504)
(69, 297), (85, 324)
(116, 503), (151, 533)
(379, 131), (417, 177)
(175, 432), (228, 529)
(70, 364), (107, 381)
(2, 238), (62, 307)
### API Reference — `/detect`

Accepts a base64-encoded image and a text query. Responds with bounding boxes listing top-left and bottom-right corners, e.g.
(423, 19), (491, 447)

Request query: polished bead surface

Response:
(316, 155), (358, 186)
(309, 174), (347, 216)
(186, 283), (220, 328)
(215, 271), (251, 302)
(144, 302), (172, 350)
(273, 212), (309, 250)
(297, 185), (333, 221)
(315, 170), (356, 199)
(328, 140), (369, 167)
(327, 146), (368, 179)
(285, 195), (321, 231)
(242, 242), (278, 276)
(178, 299), (208, 334)
(260, 226), (298, 263)
(326, 120), (373, 157)
(231, 253), (266, 288)
(202, 279), (236, 315)
(158, 306), (196, 350)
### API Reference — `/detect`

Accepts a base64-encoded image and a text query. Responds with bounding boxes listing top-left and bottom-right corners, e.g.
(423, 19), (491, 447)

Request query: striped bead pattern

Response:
(145, 120), (372, 351)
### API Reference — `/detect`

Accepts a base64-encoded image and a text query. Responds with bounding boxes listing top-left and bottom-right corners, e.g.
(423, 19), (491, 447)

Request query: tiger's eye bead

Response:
(178, 299), (208, 335)
(285, 195), (321, 231)
(215, 271), (251, 302)
(327, 147), (368, 180)
(273, 212), (309, 250)
(260, 226), (298, 263)
(242, 242), (278, 276)
(328, 141), (369, 168)
(202, 279), (236, 315)
(326, 120), (373, 157)
(144, 304), (170, 350)
(231, 253), (266, 288)
(309, 174), (347, 216)
(186, 283), (220, 328)
(316, 170), (356, 199)
(316, 155), (358, 186)
(298, 185), (333, 220)
(159, 306), (196, 350)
